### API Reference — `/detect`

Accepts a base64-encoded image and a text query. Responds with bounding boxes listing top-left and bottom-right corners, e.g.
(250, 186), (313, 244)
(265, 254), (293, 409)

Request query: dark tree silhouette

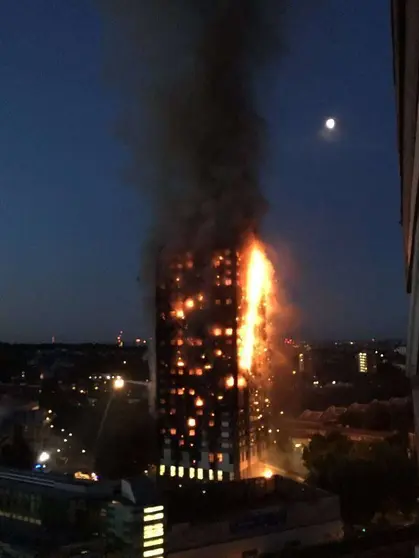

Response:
(303, 432), (418, 526)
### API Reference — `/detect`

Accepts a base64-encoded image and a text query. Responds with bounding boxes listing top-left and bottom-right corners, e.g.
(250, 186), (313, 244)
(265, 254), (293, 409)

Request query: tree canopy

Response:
(303, 432), (417, 526)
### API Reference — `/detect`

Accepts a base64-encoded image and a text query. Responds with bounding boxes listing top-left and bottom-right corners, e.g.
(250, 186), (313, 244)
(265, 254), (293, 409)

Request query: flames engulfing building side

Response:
(156, 239), (273, 482)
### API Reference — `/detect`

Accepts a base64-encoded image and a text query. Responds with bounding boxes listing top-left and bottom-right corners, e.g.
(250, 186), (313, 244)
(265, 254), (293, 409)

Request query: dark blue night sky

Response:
(0, 1), (406, 342)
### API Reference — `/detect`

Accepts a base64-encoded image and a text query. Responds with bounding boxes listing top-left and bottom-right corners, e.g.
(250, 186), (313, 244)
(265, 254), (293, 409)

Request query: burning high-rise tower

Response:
(156, 237), (275, 481)
(99, 0), (286, 480)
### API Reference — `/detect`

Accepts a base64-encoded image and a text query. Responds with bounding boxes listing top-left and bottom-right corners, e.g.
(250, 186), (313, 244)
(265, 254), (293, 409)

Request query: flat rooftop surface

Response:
(164, 474), (331, 524)
(288, 525), (419, 558)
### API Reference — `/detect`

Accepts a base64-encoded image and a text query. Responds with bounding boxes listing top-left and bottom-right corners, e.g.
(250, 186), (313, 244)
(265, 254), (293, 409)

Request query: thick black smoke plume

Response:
(100, 0), (286, 243)
(99, 0), (287, 314)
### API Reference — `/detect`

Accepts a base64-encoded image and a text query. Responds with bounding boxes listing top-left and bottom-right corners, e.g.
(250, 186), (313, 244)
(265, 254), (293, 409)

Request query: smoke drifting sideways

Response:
(99, 0), (288, 298)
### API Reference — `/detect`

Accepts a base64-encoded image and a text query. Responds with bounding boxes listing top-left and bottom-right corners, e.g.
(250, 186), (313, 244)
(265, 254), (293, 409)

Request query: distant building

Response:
(357, 352), (368, 373)
(0, 468), (164, 557)
(298, 352), (305, 373)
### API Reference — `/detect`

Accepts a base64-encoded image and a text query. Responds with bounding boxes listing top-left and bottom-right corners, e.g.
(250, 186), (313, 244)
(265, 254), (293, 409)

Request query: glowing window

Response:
(189, 429), (195, 436)
(144, 505), (164, 514)
(185, 298), (194, 309)
(196, 368), (203, 376)
(187, 418), (196, 427)
(170, 466), (176, 477)
(225, 376), (234, 388)
(217, 470), (223, 481)
(197, 468), (203, 480)
(217, 453), (223, 463)
(209, 453), (214, 463)
(143, 548), (164, 558)
(170, 428), (176, 435)
(189, 388), (195, 395)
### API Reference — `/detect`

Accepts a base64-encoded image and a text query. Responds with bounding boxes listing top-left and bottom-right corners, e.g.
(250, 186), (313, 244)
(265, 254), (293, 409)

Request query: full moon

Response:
(325, 118), (336, 130)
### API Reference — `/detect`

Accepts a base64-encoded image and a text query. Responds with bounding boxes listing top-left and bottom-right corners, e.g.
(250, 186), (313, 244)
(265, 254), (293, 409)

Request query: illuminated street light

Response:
(263, 469), (273, 479)
(38, 451), (50, 463)
(113, 377), (125, 390)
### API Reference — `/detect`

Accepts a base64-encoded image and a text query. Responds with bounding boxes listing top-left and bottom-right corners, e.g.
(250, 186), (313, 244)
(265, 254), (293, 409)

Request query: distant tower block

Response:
(116, 331), (124, 348)
(357, 352), (368, 373)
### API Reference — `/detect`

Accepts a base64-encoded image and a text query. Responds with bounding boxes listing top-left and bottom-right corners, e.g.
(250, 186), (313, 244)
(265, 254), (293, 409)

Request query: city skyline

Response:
(0, 0), (406, 342)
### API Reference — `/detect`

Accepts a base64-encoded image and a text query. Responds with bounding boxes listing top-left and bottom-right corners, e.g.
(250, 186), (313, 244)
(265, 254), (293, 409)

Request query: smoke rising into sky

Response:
(100, 0), (287, 258)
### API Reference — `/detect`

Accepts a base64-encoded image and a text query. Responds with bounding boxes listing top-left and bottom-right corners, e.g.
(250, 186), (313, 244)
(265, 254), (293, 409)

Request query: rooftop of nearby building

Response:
(272, 524), (419, 557)
(164, 474), (333, 525)
(0, 467), (116, 498)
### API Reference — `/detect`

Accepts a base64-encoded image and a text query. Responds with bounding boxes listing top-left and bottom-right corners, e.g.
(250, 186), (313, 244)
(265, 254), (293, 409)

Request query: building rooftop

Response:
(276, 524), (419, 558)
(164, 474), (332, 525)
(0, 467), (116, 498)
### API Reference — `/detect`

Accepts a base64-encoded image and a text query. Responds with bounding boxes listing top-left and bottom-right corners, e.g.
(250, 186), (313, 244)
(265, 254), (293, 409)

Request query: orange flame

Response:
(238, 238), (274, 374)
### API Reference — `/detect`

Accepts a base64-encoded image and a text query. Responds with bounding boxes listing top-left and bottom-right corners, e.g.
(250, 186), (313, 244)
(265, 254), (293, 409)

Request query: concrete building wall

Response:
(166, 493), (342, 557)
(392, 0), (419, 457)
(168, 520), (343, 558)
